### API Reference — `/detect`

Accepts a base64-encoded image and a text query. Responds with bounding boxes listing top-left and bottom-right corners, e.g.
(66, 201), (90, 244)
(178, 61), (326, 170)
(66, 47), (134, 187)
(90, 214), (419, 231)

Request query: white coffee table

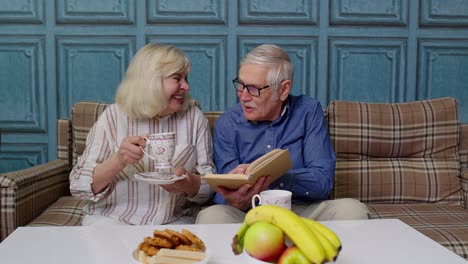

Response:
(0, 219), (465, 263)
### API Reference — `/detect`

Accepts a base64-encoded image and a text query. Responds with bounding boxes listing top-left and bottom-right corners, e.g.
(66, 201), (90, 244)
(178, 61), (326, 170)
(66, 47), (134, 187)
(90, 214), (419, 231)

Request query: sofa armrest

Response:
(461, 169), (468, 210)
(0, 159), (70, 241)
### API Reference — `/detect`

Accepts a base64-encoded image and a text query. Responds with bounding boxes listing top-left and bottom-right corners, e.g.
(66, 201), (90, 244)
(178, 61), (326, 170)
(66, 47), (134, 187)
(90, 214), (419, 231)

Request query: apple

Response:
(277, 246), (312, 264)
(244, 221), (286, 262)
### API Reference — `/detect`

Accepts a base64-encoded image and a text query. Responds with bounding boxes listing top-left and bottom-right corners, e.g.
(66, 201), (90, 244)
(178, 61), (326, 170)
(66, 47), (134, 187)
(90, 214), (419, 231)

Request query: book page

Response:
(202, 174), (248, 190)
(247, 149), (292, 184)
(245, 149), (282, 175)
(203, 149), (291, 190)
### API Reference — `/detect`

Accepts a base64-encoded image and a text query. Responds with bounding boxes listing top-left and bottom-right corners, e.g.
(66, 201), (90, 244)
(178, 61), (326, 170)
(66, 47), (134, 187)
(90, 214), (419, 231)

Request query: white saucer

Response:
(134, 172), (186, 185)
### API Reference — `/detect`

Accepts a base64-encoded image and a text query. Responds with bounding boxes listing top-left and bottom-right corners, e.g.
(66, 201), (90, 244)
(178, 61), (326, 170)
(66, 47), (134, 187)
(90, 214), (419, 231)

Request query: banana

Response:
(301, 217), (342, 251)
(302, 218), (339, 262)
(231, 222), (249, 255)
(240, 205), (326, 264)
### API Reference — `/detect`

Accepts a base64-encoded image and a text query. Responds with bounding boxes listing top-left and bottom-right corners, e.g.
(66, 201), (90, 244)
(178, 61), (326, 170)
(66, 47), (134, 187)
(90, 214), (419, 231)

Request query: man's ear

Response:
(279, 80), (292, 101)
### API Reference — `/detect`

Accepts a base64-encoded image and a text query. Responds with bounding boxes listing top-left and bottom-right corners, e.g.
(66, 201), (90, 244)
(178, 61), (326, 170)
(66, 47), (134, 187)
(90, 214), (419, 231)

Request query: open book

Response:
(203, 149), (292, 190)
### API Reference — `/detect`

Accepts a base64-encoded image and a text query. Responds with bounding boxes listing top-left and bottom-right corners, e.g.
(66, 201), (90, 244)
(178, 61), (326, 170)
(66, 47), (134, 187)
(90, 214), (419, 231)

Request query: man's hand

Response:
(230, 164), (249, 174)
(217, 175), (271, 211)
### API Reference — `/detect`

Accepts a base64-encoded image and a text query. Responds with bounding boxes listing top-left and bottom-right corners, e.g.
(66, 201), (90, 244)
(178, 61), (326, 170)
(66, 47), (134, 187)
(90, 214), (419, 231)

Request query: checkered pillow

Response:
(460, 124), (468, 208)
(461, 125), (468, 169)
(72, 102), (110, 166)
(57, 119), (72, 167)
(328, 97), (462, 205)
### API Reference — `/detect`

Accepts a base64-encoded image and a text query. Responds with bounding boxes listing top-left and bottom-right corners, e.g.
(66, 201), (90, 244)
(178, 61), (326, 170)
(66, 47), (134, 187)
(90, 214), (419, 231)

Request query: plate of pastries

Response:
(133, 228), (208, 264)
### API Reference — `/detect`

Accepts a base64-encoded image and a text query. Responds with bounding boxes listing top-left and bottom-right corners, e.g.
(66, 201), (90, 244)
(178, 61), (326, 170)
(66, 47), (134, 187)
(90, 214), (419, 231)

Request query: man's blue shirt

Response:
(213, 95), (336, 205)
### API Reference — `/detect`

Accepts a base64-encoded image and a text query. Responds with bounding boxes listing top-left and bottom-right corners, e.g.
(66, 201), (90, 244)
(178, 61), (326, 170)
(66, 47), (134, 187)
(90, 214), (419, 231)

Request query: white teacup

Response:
(251, 190), (292, 210)
(141, 132), (175, 170)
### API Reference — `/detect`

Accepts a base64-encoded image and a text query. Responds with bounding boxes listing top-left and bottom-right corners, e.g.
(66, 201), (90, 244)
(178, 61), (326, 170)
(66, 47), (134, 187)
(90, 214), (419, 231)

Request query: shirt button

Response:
(267, 145), (272, 149)
(280, 183), (284, 187)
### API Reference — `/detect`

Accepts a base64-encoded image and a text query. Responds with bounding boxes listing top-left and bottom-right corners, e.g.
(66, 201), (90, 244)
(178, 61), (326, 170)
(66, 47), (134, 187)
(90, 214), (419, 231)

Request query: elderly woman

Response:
(70, 43), (214, 226)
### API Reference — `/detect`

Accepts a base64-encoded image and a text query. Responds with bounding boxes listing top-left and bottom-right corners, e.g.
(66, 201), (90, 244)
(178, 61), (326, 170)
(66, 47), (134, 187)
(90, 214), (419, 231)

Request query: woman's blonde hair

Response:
(115, 43), (192, 119)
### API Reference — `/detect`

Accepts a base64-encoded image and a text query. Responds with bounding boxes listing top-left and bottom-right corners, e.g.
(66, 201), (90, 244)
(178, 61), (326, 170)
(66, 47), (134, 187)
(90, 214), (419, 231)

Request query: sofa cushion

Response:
(368, 204), (468, 259)
(27, 196), (87, 226)
(328, 97), (462, 205)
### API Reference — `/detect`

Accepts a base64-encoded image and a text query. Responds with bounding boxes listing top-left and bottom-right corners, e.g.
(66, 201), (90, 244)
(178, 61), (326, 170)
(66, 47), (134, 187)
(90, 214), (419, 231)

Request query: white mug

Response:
(141, 132), (175, 169)
(251, 190), (292, 210)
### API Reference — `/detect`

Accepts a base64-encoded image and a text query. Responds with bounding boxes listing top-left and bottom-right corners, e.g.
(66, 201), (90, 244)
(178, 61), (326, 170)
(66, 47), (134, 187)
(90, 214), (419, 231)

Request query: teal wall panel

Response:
(0, 144), (47, 172)
(0, 36), (46, 132)
(148, 36), (227, 110)
(420, 0), (468, 26)
(330, 0), (407, 26)
(56, 37), (135, 116)
(238, 0), (318, 25)
(148, 0), (226, 24)
(56, 0), (135, 24)
(329, 38), (406, 102)
(0, 0), (467, 173)
(418, 40), (468, 116)
(0, 0), (44, 24)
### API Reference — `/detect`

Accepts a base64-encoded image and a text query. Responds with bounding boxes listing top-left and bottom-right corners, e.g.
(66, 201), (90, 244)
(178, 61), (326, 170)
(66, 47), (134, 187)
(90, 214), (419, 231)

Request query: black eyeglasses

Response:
(232, 78), (271, 97)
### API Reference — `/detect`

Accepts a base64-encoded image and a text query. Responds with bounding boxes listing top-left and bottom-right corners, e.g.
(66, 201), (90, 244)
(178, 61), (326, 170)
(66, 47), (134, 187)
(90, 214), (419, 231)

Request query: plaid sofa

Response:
(328, 97), (468, 259)
(0, 101), (221, 243)
(1, 98), (467, 259)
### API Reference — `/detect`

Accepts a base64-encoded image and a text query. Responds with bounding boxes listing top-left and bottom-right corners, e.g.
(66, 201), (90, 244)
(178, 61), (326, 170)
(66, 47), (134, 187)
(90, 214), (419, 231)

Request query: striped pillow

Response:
(329, 97), (462, 205)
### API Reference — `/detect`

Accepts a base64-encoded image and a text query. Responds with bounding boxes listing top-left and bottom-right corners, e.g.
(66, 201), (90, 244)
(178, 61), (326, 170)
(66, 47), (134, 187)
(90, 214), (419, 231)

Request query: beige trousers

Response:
(195, 198), (370, 224)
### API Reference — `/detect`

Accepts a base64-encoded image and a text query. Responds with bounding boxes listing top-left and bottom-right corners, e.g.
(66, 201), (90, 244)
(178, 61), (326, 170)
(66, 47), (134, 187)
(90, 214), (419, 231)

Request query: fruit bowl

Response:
(241, 251), (275, 264)
(233, 206), (342, 264)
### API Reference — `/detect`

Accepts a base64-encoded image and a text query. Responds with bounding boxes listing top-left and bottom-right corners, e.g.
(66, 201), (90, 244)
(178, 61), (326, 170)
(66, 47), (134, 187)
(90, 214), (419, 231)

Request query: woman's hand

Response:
(160, 167), (201, 197)
(92, 135), (146, 194)
(116, 135), (146, 167)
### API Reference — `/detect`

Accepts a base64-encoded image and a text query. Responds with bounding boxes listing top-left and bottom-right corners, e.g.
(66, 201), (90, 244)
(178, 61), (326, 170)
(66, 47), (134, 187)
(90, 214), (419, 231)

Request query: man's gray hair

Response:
(240, 44), (294, 92)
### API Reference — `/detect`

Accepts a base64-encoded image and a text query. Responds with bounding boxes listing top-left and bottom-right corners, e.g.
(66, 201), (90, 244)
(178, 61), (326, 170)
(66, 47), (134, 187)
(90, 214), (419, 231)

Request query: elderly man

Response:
(196, 44), (369, 223)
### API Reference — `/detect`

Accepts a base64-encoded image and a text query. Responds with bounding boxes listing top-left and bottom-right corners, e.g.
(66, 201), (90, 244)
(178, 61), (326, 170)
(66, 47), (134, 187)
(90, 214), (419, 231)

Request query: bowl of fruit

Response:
(232, 205), (342, 264)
